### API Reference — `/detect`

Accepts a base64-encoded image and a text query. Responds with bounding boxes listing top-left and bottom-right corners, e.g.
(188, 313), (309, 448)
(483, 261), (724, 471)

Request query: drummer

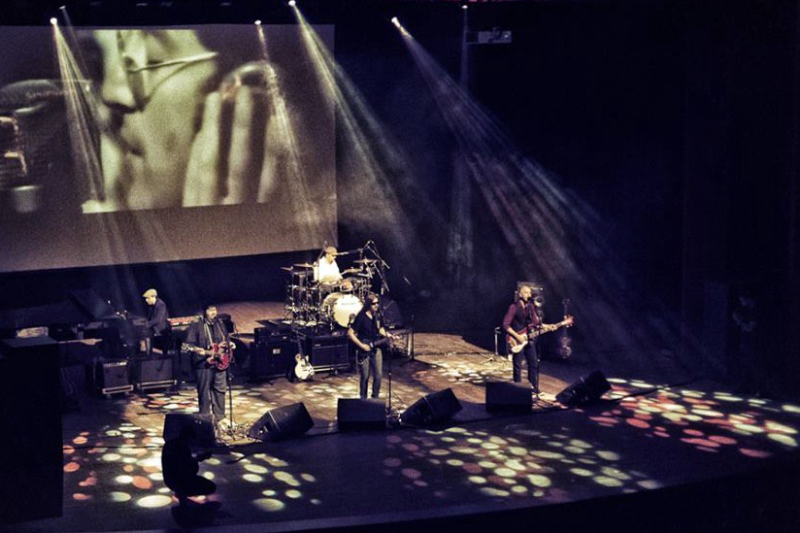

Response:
(314, 246), (343, 286)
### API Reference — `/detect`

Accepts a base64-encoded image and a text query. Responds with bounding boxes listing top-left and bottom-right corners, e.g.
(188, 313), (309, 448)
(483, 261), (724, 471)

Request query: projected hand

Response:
(183, 66), (285, 207)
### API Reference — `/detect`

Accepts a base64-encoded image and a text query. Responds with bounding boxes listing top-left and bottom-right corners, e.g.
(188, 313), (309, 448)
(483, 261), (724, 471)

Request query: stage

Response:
(6, 301), (800, 533)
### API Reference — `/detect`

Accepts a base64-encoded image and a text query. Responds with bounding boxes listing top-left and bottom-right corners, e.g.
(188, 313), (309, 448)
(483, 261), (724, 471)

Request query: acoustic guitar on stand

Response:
(507, 316), (574, 354)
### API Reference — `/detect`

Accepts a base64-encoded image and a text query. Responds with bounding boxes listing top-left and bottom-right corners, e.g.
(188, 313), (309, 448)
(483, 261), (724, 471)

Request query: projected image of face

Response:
(0, 25), (336, 272)
(82, 29), (288, 212)
(86, 30), (218, 211)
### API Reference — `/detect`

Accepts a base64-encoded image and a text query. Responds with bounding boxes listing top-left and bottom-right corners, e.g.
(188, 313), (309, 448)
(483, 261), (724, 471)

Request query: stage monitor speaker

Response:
(401, 388), (462, 426)
(485, 381), (532, 413)
(163, 413), (216, 448)
(556, 370), (610, 406)
(247, 402), (314, 441)
(337, 398), (386, 431)
(0, 337), (63, 522)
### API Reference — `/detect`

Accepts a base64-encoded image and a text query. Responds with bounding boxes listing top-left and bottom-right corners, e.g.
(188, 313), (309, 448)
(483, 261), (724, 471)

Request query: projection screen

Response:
(0, 24), (336, 272)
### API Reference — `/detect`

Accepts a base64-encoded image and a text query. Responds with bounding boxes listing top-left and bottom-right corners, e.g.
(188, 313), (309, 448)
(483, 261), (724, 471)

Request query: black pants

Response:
(195, 368), (227, 422)
(357, 349), (383, 399)
(512, 342), (539, 392)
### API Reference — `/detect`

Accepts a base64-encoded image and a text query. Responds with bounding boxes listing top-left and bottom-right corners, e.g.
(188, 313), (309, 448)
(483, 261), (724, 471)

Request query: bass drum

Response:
(321, 293), (363, 328)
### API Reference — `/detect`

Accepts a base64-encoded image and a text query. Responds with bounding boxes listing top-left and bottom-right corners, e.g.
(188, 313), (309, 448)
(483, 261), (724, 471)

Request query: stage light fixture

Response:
(462, 4), (468, 10)
(50, 17), (58, 25)
(288, 0), (297, 7)
(391, 17), (400, 28)
(255, 19), (262, 25)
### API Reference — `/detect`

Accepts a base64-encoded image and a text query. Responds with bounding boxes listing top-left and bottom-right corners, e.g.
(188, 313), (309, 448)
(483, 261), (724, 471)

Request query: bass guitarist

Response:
(502, 284), (558, 396)
(347, 294), (391, 399)
(185, 305), (234, 431)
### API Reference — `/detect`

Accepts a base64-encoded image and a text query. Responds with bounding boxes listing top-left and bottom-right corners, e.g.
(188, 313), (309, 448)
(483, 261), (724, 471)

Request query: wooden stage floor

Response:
(6, 301), (800, 533)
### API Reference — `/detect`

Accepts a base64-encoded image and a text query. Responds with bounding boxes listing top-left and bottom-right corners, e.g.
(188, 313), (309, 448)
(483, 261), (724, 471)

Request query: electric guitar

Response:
(293, 337), (315, 381)
(355, 336), (393, 362)
(182, 342), (234, 371)
(507, 316), (574, 354)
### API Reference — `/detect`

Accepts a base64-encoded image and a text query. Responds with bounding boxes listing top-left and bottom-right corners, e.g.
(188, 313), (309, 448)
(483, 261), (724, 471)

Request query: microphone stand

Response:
(382, 311), (403, 427)
(367, 241), (391, 296)
(222, 324), (239, 440)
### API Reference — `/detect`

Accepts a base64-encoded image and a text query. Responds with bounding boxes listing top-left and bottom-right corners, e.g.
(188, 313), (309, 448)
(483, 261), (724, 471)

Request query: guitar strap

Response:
(203, 321), (213, 349)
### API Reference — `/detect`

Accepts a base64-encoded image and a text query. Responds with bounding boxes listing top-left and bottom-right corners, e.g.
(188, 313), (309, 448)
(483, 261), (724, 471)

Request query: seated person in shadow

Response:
(161, 423), (216, 507)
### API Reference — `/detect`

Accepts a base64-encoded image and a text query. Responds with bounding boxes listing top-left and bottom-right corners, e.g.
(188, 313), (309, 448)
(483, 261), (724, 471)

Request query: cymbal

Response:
(354, 259), (377, 264)
(293, 263), (315, 269)
(341, 268), (361, 275)
(280, 266), (294, 272)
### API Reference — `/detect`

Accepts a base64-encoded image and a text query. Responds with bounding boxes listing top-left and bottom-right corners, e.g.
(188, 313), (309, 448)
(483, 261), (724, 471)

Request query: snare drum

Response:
(321, 293), (363, 328)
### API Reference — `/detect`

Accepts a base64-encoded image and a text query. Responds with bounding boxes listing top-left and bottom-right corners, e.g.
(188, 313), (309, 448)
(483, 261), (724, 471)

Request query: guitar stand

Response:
(482, 327), (510, 365)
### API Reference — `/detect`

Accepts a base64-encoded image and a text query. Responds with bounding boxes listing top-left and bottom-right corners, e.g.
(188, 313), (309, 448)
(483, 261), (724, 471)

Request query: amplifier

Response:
(251, 338), (295, 381)
(255, 322), (292, 343)
(95, 359), (133, 396)
(134, 356), (175, 391)
(304, 333), (350, 370)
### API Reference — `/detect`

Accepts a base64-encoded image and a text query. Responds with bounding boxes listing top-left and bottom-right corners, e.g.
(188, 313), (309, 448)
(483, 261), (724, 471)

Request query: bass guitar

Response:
(507, 316), (574, 354)
(182, 342), (234, 371)
(355, 336), (393, 362)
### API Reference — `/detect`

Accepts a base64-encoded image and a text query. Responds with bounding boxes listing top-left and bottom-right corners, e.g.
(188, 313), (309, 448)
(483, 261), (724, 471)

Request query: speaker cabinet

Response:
(337, 398), (386, 431)
(134, 356), (175, 391)
(247, 403), (314, 440)
(251, 339), (295, 381)
(556, 371), (610, 406)
(401, 388), (462, 426)
(95, 359), (133, 395)
(485, 381), (532, 413)
(0, 337), (63, 522)
(306, 333), (349, 370)
(163, 413), (216, 448)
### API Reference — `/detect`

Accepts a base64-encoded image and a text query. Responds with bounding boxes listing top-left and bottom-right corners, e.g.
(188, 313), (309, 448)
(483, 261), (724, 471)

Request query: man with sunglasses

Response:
(347, 294), (391, 399)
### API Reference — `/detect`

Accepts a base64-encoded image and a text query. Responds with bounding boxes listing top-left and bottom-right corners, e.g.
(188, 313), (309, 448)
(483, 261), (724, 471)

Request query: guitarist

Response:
(185, 305), (233, 430)
(503, 284), (549, 395)
(347, 294), (390, 399)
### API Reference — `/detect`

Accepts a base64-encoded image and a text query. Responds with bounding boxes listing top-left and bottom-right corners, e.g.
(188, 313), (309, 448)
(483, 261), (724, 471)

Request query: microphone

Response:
(0, 79), (65, 213)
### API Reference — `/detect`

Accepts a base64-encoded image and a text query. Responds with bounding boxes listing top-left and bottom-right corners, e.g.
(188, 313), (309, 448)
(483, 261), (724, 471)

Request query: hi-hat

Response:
(341, 268), (361, 275)
(280, 266), (294, 272)
(293, 263), (315, 269)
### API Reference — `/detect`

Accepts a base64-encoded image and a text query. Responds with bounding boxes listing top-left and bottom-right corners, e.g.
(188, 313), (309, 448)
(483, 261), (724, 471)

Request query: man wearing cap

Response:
(142, 288), (170, 355)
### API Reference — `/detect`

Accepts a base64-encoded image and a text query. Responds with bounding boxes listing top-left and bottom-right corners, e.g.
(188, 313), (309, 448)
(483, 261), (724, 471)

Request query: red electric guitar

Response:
(182, 342), (234, 371)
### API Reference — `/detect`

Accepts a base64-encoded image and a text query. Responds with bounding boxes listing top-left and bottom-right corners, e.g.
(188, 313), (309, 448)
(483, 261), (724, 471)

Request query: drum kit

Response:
(282, 256), (381, 329)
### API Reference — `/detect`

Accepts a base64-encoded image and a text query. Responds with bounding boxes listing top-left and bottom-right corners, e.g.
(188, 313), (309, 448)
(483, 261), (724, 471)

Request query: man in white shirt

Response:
(314, 246), (342, 285)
